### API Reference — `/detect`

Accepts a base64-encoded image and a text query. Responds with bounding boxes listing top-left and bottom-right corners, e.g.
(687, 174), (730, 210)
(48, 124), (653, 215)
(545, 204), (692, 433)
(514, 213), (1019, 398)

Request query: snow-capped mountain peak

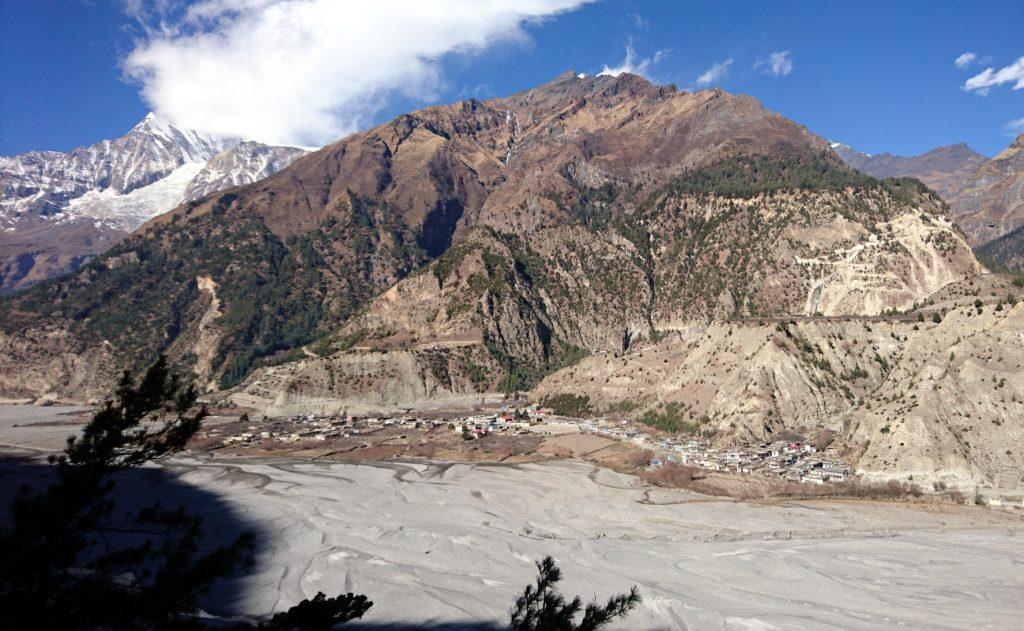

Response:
(127, 112), (238, 164)
(0, 114), (308, 292)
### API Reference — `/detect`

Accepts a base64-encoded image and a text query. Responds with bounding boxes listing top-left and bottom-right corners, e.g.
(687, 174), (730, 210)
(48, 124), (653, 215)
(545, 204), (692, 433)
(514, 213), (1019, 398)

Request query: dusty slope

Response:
(850, 296), (1024, 487)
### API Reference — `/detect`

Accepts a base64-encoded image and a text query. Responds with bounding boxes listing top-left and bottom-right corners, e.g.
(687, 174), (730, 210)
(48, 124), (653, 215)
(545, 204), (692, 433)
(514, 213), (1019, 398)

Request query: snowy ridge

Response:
(0, 113), (307, 231)
(0, 113), (230, 227)
(185, 141), (307, 201)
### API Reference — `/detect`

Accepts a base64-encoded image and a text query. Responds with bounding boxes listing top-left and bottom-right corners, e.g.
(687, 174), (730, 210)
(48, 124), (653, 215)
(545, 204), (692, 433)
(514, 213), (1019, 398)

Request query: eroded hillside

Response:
(533, 276), (1024, 488)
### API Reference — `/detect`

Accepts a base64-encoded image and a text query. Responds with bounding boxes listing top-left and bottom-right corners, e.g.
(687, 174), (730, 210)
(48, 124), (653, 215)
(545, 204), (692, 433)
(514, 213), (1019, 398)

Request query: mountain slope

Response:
(975, 223), (1024, 272)
(0, 116), (306, 292)
(232, 156), (978, 415)
(0, 73), (983, 407)
(834, 136), (1024, 250)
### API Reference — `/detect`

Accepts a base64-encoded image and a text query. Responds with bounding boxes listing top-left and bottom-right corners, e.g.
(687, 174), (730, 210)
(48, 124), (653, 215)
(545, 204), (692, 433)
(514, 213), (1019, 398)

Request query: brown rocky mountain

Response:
(950, 134), (1024, 247)
(0, 71), (855, 391)
(831, 141), (987, 199)
(0, 72), (1013, 488)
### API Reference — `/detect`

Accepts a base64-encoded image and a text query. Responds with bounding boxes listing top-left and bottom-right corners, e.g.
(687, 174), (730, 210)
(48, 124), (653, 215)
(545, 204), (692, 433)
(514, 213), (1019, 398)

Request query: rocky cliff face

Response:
(834, 135), (1024, 250)
(950, 134), (1024, 247)
(0, 115), (306, 293)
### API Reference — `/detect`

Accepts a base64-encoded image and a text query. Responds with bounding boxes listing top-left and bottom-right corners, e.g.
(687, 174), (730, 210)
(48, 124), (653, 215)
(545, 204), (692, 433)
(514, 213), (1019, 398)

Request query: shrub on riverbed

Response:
(644, 462), (700, 487)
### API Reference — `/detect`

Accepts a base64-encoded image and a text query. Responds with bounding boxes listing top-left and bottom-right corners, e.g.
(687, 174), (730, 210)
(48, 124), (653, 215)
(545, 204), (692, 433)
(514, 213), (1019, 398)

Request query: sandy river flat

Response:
(1, 403), (1019, 629)
(152, 456), (1023, 630)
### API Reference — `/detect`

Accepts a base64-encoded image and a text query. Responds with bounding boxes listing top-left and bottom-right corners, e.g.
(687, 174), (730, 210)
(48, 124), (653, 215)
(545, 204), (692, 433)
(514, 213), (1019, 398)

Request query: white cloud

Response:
(1006, 117), (1024, 135)
(597, 44), (666, 78)
(755, 50), (792, 77)
(963, 56), (1024, 96)
(695, 58), (733, 86)
(122, 0), (590, 146)
(955, 52), (977, 69)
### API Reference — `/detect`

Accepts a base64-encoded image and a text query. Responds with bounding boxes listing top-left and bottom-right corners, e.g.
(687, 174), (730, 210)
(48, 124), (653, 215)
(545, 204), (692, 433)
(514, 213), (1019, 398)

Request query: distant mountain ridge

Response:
(0, 115), (307, 292)
(830, 141), (986, 199)
(832, 135), (1024, 253)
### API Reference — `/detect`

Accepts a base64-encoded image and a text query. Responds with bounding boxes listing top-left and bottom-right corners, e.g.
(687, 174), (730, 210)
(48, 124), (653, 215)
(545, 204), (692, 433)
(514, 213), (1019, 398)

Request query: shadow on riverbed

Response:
(349, 625), (503, 630)
(0, 453), (271, 619)
(2, 454), (629, 629)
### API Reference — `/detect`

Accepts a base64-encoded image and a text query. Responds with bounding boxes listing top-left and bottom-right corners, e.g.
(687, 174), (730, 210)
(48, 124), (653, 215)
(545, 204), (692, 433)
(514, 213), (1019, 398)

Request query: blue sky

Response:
(2, 0), (1022, 157)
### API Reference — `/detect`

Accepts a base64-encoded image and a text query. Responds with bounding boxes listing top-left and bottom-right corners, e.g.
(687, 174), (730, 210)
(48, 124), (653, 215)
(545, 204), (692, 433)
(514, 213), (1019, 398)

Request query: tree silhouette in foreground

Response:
(263, 590), (373, 630)
(0, 357), (371, 629)
(509, 556), (641, 631)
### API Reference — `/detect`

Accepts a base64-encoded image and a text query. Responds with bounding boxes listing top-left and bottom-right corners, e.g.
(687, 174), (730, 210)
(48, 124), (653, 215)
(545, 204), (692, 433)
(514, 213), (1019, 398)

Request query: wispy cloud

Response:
(695, 58), (733, 86)
(955, 52), (977, 69)
(598, 43), (667, 78)
(963, 56), (1024, 95)
(954, 51), (992, 69)
(754, 51), (792, 77)
(628, 12), (647, 29)
(121, 0), (590, 146)
(1006, 117), (1024, 136)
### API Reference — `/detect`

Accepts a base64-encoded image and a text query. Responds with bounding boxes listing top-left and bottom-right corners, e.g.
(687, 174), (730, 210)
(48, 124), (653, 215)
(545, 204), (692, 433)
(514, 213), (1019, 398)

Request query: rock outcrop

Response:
(950, 134), (1024, 247)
